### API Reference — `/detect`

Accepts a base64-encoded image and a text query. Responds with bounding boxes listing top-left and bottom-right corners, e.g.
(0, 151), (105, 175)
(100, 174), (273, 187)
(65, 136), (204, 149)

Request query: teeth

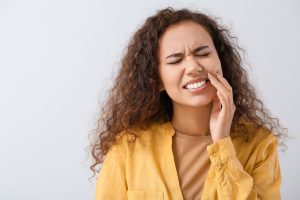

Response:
(186, 80), (206, 90)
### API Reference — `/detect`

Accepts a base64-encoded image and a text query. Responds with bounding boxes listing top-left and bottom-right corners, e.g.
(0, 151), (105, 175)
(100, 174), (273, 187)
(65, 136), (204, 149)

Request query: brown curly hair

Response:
(90, 7), (288, 175)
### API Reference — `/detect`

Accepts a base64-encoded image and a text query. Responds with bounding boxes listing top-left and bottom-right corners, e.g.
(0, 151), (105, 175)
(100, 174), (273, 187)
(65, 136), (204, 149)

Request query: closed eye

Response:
(167, 53), (210, 65)
(168, 60), (181, 64)
(196, 52), (210, 57)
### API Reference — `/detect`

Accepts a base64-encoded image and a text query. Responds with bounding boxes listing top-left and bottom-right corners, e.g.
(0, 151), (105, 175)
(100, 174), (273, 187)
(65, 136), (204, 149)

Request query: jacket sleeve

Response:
(94, 143), (127, 200)
(206, 134), (281, 200)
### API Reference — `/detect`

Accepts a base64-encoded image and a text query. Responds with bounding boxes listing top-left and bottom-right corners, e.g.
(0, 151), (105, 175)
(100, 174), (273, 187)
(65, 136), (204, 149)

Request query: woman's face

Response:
(158, 20), (223, 108)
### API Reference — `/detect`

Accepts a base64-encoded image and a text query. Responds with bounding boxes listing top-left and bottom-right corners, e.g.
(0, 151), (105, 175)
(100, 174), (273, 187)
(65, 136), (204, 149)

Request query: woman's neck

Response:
(171, 102), (213, 136)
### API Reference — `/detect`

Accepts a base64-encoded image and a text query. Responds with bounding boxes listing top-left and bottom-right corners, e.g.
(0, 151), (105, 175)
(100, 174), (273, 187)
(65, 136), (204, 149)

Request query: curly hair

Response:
(90, 7), (288, 175)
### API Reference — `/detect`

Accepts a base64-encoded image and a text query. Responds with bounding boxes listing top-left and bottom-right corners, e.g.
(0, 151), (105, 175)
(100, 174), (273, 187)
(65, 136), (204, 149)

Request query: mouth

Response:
(183, 79), (210, 90)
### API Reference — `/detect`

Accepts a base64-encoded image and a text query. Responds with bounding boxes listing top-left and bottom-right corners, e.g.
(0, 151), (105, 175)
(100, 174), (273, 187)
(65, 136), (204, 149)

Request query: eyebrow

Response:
(165, 45), (209, 59)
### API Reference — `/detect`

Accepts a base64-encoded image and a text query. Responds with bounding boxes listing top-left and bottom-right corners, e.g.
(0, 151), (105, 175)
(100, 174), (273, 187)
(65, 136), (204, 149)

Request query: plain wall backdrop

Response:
(0, 0), (299, 199)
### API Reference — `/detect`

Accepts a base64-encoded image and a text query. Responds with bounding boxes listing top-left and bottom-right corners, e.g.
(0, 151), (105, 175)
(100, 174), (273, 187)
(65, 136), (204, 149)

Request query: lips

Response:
(183, 78), (209, 89)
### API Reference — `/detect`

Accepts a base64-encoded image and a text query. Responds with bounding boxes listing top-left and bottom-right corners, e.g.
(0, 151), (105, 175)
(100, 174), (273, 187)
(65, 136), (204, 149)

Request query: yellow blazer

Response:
(94, 120), (281, 200)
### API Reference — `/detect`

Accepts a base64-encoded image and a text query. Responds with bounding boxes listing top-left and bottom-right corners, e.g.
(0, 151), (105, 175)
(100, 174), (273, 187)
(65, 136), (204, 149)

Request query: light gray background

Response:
(0, 0), (299, 199)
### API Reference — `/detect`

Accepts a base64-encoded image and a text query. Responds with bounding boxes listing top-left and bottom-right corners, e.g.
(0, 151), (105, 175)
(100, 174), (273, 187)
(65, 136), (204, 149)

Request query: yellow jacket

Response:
(94, 120), (281, 200)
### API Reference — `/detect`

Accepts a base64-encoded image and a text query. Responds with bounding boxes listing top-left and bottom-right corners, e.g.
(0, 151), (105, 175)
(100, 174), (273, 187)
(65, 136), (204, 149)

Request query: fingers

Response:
(208, 72), (223, 91)
(208, 72), (234, 112)
(216, 73), (232, 93)
(208, 73), (227, 110)
(217, 90), (228, 112)
(211, 95), (222, 112)
(215, 73), (236, 111)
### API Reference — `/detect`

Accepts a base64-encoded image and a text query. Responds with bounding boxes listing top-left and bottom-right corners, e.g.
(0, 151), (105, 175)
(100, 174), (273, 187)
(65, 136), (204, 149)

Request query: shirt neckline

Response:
(164, 121), (212, 141)
(174, 131), (212, 142)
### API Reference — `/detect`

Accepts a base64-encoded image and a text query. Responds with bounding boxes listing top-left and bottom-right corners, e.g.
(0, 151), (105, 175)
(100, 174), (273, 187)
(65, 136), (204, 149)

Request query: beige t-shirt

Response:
(172, 131), (213, 200)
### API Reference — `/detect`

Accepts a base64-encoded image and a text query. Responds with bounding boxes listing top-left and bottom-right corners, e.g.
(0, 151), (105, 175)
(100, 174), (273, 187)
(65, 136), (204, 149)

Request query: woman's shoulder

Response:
(234, 119), (278, 144)
(232, 119), (279, 160)
(114, 121), (170, 148)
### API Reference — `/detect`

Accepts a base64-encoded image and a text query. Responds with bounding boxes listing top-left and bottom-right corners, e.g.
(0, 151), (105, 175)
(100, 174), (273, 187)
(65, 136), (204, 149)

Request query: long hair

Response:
(90, 7), (288, 175)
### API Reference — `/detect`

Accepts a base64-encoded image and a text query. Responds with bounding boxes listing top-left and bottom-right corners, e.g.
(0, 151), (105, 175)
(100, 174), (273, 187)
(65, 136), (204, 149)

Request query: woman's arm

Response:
(205, 134), (281, 200)
(94, 144), (127, 200)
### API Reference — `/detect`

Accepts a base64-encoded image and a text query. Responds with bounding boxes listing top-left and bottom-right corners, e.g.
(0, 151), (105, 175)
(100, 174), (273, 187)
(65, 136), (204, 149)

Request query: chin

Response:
(169, 89), (216, 107)
(189, 99), (213, 107)
(186, 92), (215, 105)
(174, 96), (214, 108)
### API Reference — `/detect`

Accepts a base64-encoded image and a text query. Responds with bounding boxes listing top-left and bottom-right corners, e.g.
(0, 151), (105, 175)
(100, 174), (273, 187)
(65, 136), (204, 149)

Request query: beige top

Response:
(172, 131), (213, 200)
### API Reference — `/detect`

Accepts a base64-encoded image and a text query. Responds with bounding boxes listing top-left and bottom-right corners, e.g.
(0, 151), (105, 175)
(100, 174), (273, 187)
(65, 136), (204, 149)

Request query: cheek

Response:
(213, 53), (223, 72)
(158, 54), (181, 88)
(159, 67), (179, 85)
(205, 56), (222, 75)
(216, 61), (223, 75)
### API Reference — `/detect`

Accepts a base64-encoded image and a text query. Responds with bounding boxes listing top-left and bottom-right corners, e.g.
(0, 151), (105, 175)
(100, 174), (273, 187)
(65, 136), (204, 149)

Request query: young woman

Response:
(91, 7), (287, 200)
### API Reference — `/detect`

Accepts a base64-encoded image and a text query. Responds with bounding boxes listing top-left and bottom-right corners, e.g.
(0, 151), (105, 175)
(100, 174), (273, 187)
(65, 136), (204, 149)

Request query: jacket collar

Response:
(162, 121), (176, 137)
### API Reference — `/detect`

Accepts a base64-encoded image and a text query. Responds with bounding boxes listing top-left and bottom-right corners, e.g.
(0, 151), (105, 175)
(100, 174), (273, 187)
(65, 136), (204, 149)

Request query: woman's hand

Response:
(207, 72), (236, 143)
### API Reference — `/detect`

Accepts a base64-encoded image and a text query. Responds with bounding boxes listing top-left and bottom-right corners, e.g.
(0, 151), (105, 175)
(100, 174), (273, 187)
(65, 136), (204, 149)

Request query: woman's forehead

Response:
(158, 21), (213, 55)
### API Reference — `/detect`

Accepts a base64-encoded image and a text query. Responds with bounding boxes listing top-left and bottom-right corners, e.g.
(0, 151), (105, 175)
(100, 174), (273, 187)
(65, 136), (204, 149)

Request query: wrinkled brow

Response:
(165, 45), (209, 59)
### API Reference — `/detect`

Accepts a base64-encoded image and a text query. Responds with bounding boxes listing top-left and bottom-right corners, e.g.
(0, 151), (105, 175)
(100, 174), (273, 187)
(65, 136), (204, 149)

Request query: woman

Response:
(91, 7), (287, 200)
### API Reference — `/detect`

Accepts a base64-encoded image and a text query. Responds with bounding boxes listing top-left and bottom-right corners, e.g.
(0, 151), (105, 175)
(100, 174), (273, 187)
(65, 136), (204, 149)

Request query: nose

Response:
(184, 56), (204, 76)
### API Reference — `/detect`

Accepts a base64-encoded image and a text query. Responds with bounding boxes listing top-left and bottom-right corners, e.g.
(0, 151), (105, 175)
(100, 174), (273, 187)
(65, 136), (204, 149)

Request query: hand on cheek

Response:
(212, 94), (221, 112)
(207, 72), (236, 143)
